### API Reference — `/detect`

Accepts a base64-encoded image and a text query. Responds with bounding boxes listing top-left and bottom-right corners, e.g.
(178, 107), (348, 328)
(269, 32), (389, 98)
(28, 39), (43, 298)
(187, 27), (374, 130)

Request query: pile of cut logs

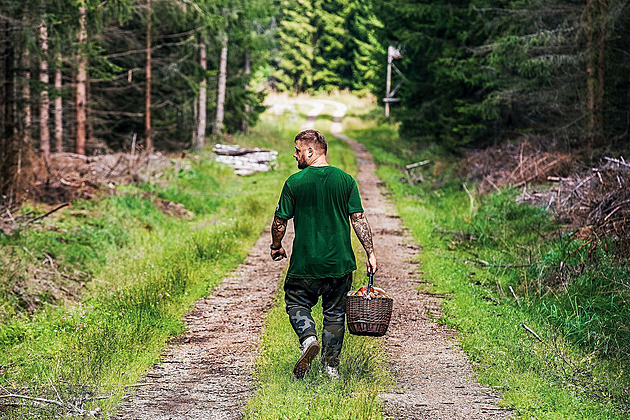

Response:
(213, 144), (278, 176)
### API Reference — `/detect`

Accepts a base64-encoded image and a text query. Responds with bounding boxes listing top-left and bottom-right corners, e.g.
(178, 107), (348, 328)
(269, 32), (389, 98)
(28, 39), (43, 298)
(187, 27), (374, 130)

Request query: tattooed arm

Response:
(350, 212), (378, 274)
(270, 215), (288, 261)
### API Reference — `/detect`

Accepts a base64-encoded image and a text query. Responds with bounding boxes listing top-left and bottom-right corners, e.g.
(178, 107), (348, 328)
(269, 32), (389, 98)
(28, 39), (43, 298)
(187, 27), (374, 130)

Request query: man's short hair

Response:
(295, 130), (327, 155)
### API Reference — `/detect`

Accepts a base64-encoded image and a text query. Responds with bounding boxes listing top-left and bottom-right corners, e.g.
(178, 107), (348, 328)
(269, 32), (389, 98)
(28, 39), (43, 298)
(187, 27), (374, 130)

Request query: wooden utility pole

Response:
(384, 45), (402, 118)
(213, 33), (228, 135)
(145, 0), (152, 152)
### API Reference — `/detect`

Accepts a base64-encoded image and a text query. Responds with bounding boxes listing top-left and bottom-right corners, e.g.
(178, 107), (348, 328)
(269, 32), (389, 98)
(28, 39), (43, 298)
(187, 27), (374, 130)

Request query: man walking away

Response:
(270, 129), (378, 379)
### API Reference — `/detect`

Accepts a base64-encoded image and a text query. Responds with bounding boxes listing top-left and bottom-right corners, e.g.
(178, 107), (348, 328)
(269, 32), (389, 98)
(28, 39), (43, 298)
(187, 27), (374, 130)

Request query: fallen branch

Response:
(462, 183), (474, 212)
(509, 286), (521, 308)
(29, 203), (70, 224)
(0, 392), (110, 417)
(603, 156), (630, 168)
(0, 394), (66, 410)
(521, 323), (543, 343)
(405, 160), (429, 170)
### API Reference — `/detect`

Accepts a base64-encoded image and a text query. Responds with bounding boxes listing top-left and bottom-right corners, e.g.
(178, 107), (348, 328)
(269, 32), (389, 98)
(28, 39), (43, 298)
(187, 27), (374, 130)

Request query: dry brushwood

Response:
(519, 156), (630, 243)
(461, 136), (578, 193)
(0, 382), (111, 419)
(30, 151), (173, 204)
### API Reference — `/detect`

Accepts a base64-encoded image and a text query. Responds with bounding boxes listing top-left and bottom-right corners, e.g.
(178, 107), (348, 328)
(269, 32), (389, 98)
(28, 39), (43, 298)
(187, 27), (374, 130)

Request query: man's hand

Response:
(366, 252), (378, 276)
(271, 247), (287, 261)
(270, 216), (288, 262)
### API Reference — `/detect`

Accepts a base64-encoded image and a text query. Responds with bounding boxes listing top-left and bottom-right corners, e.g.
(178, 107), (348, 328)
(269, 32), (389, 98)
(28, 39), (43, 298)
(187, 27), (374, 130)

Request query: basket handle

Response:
(364, 269), (374, 300)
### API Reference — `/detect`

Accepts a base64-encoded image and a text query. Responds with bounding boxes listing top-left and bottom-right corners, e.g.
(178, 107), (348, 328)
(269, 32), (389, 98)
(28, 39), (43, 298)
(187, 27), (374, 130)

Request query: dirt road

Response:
(115, 99), (509, 419)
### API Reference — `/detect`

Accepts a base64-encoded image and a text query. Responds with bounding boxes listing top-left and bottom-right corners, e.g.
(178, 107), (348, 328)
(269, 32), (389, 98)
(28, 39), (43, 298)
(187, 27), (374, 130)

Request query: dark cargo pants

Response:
(284, 273), (353, 368)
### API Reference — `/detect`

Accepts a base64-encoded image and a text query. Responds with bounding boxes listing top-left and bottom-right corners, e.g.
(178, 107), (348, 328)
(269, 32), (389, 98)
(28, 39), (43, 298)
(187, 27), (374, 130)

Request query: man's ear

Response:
(308, 148), (313, 157)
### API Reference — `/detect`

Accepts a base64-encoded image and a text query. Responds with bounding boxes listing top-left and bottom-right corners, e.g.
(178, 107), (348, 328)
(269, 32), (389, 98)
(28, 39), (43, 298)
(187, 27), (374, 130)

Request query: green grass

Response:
(346, 120), (630, 418)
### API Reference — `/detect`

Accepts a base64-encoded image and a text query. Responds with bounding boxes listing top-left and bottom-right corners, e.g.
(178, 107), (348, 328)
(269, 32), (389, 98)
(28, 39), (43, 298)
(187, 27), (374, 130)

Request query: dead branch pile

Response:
(32, 151), (173, 203)
(519, 156), (630, 241)
(461, 136), (578, 193)
(461, 137), (630, 243)
(0, 246), (88, 319)
(213, 144), (278, 176)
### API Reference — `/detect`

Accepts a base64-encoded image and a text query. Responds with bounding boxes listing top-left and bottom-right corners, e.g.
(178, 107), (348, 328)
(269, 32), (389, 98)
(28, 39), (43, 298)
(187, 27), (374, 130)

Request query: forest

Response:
(1, 0), (630, 418)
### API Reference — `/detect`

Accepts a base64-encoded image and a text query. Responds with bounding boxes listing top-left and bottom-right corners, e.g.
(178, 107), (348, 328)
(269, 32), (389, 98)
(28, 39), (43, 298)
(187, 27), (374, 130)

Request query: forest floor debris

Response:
(32, 152), (174, 204)
(461, 137), (630, 244)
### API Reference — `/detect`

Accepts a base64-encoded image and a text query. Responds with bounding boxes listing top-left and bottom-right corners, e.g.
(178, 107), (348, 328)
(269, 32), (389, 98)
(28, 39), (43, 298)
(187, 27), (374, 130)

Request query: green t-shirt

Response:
(275, 165), (364, 279)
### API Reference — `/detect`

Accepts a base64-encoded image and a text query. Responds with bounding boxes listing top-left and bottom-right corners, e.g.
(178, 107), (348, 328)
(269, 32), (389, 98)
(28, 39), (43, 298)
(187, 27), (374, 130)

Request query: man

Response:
(270, 129), (378, 379)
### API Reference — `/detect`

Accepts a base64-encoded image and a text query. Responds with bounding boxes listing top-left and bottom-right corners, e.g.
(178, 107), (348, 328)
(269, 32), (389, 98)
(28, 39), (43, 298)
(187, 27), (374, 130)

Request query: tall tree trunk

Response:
(594, 0), (606, 145)
(586, 0), (596, 149)
(0, 20), (7, 155)
(39, 23), (50, 160)
(627, 79), (630, 144)
(213, 33), (228, 135)
(193, 41), (207, 151)
(0, 22), (15, 197)
(54, 55), (63, 152)
(585, 0), (607, 148)
(21, 49), (31, 148)
(145, 0), (152, 152)
(76, 5), (87, 155)
(241, 51), (250, 132)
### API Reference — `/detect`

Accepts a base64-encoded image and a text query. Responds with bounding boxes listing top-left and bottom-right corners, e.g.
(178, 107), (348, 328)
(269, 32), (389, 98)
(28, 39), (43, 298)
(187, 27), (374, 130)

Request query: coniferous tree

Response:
(312, 0), (351, 91)
(274, 0), (316, 92)
(346, 1), (381, 92)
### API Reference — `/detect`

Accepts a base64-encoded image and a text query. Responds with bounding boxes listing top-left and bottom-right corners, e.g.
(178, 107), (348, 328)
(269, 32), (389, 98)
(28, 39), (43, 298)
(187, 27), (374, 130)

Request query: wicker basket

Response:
(346, 273), (393, 337)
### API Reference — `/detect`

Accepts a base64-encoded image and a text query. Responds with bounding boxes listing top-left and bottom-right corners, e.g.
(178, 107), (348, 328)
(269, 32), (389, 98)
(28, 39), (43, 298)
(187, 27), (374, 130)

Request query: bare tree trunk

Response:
(39, 23), (50, 160)
(193, 41), (207, 152)
(213, 33), (228, 135)
(145, 0), (152, 151)
(241, 51), (250, 132)
(585, 0), (607, 149)
(0, 21), (6, 144)
(0, 21), (16, 197)
(54, 56), (63, 152)
(595, 0), (606, 145)
(586, 0), (596, 149)
(76, 6), (87, 155)
(21, 49), (31, 148)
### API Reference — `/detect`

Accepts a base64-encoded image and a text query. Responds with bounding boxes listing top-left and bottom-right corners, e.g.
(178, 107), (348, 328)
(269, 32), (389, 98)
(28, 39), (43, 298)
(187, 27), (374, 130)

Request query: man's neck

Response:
(309, 155), (329, 167)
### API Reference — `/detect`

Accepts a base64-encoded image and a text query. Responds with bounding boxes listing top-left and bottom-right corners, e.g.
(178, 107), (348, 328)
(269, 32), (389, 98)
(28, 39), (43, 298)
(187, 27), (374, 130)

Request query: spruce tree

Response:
(312, 0), (351, 92)
(274, 0), (316, 92)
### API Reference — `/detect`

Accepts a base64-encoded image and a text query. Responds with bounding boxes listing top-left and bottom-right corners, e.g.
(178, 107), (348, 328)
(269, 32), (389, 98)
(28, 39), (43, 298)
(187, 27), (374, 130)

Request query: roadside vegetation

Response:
(345, 113), (630, 418)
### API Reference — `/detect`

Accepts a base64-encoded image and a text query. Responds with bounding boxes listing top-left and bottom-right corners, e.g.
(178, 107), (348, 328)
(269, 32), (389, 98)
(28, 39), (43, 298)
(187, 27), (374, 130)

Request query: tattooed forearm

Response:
(271, 216), (287, 248)
(350, 212), (374, 255)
